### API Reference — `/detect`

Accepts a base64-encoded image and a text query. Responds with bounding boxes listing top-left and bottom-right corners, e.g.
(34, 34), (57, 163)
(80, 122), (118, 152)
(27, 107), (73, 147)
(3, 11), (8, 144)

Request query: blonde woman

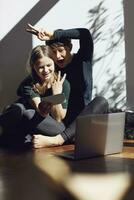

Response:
(0, 45), (70, 149)
(16, 45), (71, 148)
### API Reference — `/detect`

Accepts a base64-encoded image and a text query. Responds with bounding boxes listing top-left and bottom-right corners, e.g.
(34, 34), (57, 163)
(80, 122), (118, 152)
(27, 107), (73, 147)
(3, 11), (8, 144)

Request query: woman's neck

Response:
(41, 76), (54, 89)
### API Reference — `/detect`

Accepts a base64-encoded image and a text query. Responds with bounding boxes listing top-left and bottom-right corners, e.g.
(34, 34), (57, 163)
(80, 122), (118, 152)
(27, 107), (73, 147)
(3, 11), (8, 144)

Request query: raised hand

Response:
(26, 23), (53, 41)
(52, 72), (66, 95)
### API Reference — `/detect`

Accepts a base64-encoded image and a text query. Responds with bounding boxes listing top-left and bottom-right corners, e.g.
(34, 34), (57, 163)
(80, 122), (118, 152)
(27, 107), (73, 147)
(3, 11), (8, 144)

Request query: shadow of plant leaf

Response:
(88, 0), (125, 109)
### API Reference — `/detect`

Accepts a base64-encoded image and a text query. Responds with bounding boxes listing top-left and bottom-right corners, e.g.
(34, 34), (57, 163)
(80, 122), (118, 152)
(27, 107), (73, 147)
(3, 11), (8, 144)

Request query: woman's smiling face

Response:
(34, 56), (55, 82)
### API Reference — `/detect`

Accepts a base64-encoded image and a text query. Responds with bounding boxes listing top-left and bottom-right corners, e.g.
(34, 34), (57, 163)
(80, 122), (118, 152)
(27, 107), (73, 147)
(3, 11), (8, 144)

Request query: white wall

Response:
(0, 0), (125, 111)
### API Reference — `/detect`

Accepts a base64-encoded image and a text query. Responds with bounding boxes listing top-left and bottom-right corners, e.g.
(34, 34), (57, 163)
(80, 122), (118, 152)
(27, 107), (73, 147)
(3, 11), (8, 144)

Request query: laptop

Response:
(57, 112), (125, 160)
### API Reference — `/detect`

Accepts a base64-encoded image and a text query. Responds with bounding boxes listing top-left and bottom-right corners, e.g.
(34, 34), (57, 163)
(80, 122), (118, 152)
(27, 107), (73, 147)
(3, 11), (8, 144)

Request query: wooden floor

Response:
(0, 140), (134, 200)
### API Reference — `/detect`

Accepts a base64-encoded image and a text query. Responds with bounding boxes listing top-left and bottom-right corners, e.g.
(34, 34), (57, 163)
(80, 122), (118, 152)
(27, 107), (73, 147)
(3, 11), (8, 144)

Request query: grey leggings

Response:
(21, 96), (109, 140)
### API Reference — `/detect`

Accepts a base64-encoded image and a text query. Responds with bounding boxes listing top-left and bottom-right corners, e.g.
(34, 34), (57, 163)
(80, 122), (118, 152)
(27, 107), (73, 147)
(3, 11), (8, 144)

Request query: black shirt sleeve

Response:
(54, 28), (94, 62)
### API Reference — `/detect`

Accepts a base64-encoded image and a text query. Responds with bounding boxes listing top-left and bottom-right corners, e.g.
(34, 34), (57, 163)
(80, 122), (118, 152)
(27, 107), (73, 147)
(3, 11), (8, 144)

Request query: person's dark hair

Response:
(46, 38), (71, 48)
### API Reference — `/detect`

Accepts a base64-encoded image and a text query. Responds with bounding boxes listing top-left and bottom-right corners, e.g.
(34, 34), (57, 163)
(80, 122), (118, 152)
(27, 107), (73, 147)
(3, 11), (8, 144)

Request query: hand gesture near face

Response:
(26, 23), (53, 41)
(52, 72), (66, 95)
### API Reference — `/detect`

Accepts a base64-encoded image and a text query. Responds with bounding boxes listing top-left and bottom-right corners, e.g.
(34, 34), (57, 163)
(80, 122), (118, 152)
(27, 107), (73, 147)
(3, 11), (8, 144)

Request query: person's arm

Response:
(26, 24), (93, 62)
(51, 104), (66, 122)
(48, 79), (71, 146)
(30, 96), (41, 110)
(50, 72), (70, 122)
(51, 78), (70, 122)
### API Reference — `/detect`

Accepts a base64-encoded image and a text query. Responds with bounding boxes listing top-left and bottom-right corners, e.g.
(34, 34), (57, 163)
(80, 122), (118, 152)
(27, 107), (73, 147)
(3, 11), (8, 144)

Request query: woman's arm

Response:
(30, 96), (41, 110)
(50, 72), (70, 121)
(51, 105), (67, 122)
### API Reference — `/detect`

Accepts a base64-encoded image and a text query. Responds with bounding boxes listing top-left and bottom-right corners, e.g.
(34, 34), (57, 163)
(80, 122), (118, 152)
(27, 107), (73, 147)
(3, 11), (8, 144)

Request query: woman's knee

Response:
(80, 96), (108, 116)
(12, 103), (26, 117)
(0, 103), (25, 125)
(23, 109), (36, 120)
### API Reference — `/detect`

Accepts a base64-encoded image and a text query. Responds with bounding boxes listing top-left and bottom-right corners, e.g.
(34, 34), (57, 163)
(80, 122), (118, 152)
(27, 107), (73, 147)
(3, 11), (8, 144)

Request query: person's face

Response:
(50, 45), (72, 68)
(33, 56), (55, 81)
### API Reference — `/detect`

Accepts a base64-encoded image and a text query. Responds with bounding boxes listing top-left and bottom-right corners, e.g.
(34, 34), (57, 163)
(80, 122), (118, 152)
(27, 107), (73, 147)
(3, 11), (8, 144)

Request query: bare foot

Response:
(33, 134), (64, 148)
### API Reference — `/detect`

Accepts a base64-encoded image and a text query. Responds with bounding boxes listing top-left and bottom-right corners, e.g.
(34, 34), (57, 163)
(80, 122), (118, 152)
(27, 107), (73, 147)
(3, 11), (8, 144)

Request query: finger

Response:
(61, 73), (66, 84)
(33, 135), (38, 139)
(27, 23), (39, 33)
(37, 32), (42, 38)
(37, 32), (46, 41)
(40, 28), (45, 35)
(57, 71), (61, 81)
(26, 29), (38, 36)
(52, 80), (56, 85)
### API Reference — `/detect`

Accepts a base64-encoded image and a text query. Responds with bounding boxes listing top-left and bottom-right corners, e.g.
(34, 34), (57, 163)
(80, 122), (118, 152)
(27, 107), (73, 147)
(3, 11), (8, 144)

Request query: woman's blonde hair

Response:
(27, 45), (50, 75)
(27, 45), (57, 94)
